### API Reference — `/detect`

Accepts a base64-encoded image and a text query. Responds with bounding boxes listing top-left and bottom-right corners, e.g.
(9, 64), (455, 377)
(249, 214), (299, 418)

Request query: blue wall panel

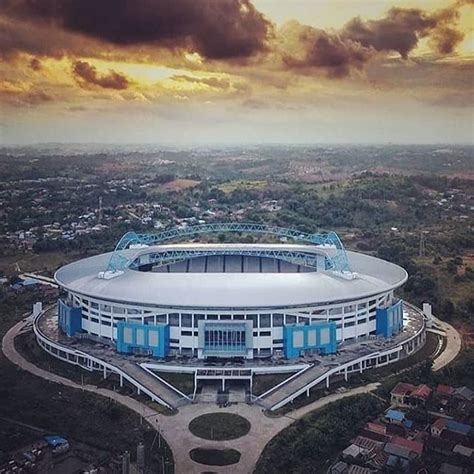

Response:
(376, 300), (403, 337)
(116, 321), (169, 358)
(58, 299), (82, 337)
(283, 321), (337, 358)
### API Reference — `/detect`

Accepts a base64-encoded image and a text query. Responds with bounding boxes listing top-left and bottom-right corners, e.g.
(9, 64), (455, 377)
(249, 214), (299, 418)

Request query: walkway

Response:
(2, 313), (462, 473)
(1, 320), (381, 473)
(430, 316), (462, 372)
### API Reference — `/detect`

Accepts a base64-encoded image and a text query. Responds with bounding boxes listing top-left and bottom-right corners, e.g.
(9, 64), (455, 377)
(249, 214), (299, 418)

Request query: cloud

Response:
(1, 0), (272, 60)
(0, 80), (53, 106)
(277, 3), (468, 77)
(171, 75), (231, 89)
(29, 57), (41, 71)
(278, 21), (373, 78)
(72, 61), (129, 90)
(0, 17), (100, 61)
(341, 6), (464, 59)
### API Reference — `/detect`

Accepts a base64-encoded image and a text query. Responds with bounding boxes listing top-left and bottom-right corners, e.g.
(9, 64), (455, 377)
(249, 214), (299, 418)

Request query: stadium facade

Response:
(53, 223), (409, 361)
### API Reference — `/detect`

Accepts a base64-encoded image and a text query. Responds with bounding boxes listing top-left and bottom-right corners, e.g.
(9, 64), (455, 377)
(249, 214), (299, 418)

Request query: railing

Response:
(105, 223), (352, 274)
(265, 303), (427, 411)
(33, 310), (174, 409)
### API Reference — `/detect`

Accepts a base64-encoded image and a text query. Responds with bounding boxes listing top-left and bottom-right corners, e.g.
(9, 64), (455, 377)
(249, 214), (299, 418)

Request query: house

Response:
(432, 418), (472, 437)
(390, 382), (432, 407)
(328, 461), (349, 474)
(431, 418), (472, 446)
(438, 463), (467, 474)
(390, 436), (424, 457)
(347, 466), (373, 474)
(391, 382), (415, 405)
(453, 386), (474, 402)
(436, 384), (455, 400)
(453, 444), (473, 458)
(385, 409), (406, 425)
(431, 418), (447, 437)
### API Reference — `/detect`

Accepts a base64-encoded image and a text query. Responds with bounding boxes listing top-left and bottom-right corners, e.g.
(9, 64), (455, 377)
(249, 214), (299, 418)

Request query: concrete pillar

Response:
(326, 375), (330, 388)
(103, 366), (107, 379)
(344, 367), (348, 381)
(222, 379), (225, 392)
(360, 361), (363, 373)
(306, 388), (310, 397)
(120, 374), (124, 387)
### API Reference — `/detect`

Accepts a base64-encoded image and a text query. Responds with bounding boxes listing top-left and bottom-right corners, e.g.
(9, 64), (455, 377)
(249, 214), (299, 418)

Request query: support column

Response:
(103, 366), (107, 379)
(120, 374), (124, 387)
(344, 367), (348, 381)
(222, 378), (225, 392)
(326, 375), (330, 388)
(306, 388), (310, 397)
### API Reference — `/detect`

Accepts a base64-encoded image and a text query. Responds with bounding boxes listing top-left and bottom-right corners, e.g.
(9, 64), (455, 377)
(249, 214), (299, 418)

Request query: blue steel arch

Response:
(105, 223), (352, 274)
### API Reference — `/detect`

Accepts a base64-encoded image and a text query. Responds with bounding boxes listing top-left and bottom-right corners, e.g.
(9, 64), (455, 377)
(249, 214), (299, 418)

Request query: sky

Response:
(0, 0), (473, 145)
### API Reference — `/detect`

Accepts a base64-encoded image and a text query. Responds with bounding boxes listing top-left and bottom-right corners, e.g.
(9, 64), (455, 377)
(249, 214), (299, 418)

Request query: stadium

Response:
(33, 223), (428, 409)
(53, 223), (410, 359)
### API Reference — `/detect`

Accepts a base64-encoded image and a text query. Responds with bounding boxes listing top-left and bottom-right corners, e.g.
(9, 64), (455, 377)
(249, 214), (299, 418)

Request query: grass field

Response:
(189, 448), (241, 466)
(252, 372), (297, 396)
(188, 413), (250, 440)
(156, 371), (194, 395)
(218, 180), (267, 193)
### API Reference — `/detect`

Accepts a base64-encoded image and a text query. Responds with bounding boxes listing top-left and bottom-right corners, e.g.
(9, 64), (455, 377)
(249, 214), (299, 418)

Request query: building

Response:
(52, 224), (410, 360)
(391, 382), (432, 407)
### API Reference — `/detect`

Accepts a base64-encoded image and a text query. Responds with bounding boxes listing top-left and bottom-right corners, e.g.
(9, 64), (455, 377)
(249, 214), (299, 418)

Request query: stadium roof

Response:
(55, 244), (407, 310)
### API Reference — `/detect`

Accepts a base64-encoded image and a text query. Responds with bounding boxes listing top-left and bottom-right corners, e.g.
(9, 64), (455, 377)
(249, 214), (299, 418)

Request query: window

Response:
(286, 315), (296, 324)
(273, 339), (284, 345)
(369, 315), (376, 321)
(345, 321), (355, 327)
(220, 314), (232, 320)
(156, 314), (167, 323)
(358, 318), (367, 324)
(247, 314), (258, 328)
(272, 314), (283, 326)
(344, 305), (356, 314)
(102, 320), (111, 327)
(329, 307), (342, 315)
(207, 314), (218, 320)
(260, 314), (271, 328)
(181, 330), (192, 336)
(260, 331), (271, 336)
(181, 314), (192, 327)
(91, 317), (99, 323)
(194, 314), (205, 327)
(169, 313), (179, 326)
(169, 338), (179, 344)
(233, 314), (244, 320)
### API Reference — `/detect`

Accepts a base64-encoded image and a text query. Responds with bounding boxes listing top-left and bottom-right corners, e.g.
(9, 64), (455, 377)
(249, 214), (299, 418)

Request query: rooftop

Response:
(55, 244), (407, 309)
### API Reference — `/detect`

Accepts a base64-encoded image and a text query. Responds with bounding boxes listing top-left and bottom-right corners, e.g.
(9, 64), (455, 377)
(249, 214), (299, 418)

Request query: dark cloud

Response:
(1, 0), (272, 60)
(279, 3), (467, 77)
(29, 57), (41, 71)
(341, 6), (464, 58)
(0, 17), (99, 60)
(72, 61), (129, 90)
(279, 22), (373, 78)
